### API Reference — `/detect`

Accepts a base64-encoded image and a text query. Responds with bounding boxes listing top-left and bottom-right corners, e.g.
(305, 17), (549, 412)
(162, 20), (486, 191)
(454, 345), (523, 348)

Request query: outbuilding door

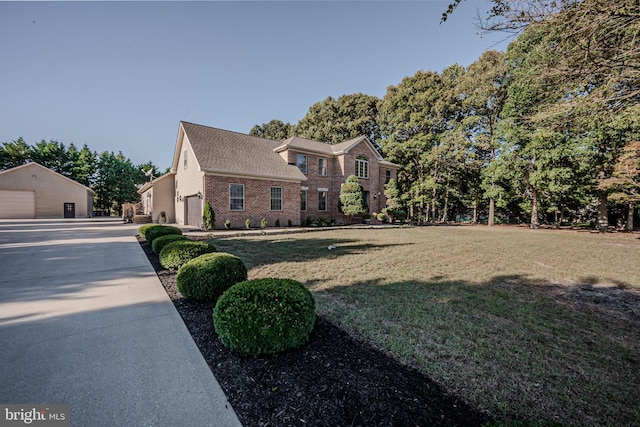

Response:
(64, 202), (76, 218)
(0, 190), (35, 219)
(186, 196), (202, 229)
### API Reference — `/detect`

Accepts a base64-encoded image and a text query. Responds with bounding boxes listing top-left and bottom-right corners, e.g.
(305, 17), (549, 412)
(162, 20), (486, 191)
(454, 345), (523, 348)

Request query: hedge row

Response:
(140, 223), (316, 356)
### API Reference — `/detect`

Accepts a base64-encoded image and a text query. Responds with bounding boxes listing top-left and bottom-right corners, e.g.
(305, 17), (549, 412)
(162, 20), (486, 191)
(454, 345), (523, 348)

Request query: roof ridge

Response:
(180, 121), (279, 144)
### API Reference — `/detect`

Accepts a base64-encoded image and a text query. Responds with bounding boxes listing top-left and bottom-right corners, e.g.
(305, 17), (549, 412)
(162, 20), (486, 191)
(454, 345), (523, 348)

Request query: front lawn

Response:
(213, 226), (640, 426)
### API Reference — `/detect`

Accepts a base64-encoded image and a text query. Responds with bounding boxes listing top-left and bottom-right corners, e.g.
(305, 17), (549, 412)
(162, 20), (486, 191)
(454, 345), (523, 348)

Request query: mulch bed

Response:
(139, 238), (492, 426)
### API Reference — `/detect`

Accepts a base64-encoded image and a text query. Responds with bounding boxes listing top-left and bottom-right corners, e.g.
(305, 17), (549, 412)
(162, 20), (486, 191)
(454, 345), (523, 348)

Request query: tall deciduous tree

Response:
(379, 66), (471, 223)
(455, 50), (509, 225)
(249, 120), (293, 141)
(599, 140), (640, 230)
(378, 70), (446, 221)
(295, 93), (382, 145)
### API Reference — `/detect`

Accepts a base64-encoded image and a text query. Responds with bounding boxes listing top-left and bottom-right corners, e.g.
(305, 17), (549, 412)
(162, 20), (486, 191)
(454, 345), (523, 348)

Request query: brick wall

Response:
(289, 144), (398, 223)
(204, 175), (301, 229)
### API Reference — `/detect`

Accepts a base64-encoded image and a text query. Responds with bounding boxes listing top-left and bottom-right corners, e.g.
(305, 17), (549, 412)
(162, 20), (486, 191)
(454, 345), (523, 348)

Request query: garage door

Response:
(0, 190), (35, 219)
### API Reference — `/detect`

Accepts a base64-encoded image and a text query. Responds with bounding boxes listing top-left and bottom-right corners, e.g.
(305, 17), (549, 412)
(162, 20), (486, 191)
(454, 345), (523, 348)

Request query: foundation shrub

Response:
(213, 278), (316, 356)
(138, 224), (157, 239)
(176, 253), (247, 300)
(152, 234), (188, 254)
(159, 240), (216, 270)
(145, 225), (183, 245)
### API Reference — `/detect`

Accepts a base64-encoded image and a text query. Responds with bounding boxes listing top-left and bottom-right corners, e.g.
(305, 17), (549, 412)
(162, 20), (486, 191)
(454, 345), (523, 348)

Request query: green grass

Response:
(211, 226), (640, 426)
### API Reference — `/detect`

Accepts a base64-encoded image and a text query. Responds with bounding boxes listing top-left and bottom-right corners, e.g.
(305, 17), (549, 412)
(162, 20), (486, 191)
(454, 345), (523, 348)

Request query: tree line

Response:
(251, 0), (640, 230)
(0, 137), (161, 215)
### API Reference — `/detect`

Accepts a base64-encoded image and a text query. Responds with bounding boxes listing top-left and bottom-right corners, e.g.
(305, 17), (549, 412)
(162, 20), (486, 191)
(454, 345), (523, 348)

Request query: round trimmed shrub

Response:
(213, 278), (316, 356)
(138, 224), (157, 239)
(145, 225), (182, 245)
(152, 234), (188, 254)
(176, 253), (247, 300)
(159, 240), (217, 270)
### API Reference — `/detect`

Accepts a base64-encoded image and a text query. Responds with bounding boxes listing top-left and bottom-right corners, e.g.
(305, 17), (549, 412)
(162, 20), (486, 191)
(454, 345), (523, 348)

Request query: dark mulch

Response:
(139, 238), (492, 426)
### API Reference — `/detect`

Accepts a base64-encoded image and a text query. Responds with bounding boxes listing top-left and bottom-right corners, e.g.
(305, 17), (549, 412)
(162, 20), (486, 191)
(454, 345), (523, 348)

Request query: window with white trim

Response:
(356, 155), (369, 179)
(270, 186), (283, 211)
(297, 154), (307, 174)
(229, 184), (244, 211)
(318, 190), (327, 211)
(318, 158), (327, 176)
(183, 149), (188, 169)
(385, 169), (392, 184)
(300, 189), (307, 211)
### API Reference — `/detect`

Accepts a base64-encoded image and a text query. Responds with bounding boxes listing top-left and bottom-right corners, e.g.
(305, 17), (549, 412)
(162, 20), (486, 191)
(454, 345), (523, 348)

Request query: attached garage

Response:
(0, 190), (35, 219)
(0, 162), (94, 219)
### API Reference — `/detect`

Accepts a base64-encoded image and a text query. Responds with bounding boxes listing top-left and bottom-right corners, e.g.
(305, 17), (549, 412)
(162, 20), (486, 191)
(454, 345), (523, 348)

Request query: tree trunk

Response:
(441, 187), (449, 223)
(627, 203), (634, 231)
(530, 188), (540, 229)
(488, 197), (495, 226)
(431, 198), (436, 224)
(597, 192), (608, 232)
(473, 201), (478, 224)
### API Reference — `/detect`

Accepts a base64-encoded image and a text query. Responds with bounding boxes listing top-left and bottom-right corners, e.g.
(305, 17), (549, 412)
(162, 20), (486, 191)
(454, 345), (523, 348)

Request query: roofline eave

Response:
(202, 169), (308, 183)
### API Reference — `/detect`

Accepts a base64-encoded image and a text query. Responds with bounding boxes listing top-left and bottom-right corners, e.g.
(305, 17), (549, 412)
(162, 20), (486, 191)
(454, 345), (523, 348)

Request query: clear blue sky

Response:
(0, 1), (509, 170)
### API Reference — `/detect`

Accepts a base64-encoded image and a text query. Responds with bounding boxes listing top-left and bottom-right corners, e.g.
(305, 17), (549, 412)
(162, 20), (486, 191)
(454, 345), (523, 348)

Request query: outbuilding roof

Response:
(0, 162), (95, 193)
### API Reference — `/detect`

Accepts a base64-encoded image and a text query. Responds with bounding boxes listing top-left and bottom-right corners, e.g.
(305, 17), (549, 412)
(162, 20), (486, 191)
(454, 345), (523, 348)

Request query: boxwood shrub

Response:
(145, 225), (183, 245)
(176, 253), (247, 300)
(213, 278), (316, 356)
(159, 240), (216, 270)
(152, 234), (188, 254)
(138, 224), (157, 239)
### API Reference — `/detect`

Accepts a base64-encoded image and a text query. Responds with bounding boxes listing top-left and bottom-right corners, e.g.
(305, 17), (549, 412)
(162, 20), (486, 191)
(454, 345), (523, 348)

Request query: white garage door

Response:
(0, 190), (35, 219)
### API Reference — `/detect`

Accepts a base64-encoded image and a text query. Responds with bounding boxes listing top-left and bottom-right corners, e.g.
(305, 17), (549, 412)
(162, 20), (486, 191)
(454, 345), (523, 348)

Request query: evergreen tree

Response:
(339, 175), (366, 224)
(203, 201), (215, 231)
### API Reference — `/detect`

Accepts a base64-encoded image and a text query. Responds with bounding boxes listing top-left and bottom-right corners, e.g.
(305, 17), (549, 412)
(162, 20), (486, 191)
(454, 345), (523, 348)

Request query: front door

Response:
(186, 196), (202, 229)
(64, 202), (76, 218)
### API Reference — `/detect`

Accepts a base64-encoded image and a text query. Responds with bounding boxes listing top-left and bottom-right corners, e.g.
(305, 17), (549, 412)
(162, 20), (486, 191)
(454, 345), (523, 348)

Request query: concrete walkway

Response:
(0, 218), (241, 426)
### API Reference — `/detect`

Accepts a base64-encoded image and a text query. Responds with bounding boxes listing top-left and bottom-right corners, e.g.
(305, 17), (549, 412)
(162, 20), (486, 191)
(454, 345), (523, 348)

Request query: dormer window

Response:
(318, 158), (327, 176)
(356, 155), (369, 179)
(297, 154), (307, 174)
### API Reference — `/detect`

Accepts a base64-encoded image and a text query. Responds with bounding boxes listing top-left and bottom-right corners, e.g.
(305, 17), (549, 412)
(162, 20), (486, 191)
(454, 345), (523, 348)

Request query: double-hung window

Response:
(318, 190), (327, 211)
(270, 186), (283, 211)
(300, 189), (308, 211)
(385, 170), (392, 184)
(297, 154), (307, 174)
(229, 184), (244, 211)
(356, 156), (369, 179)
(318, 158), (327, 176)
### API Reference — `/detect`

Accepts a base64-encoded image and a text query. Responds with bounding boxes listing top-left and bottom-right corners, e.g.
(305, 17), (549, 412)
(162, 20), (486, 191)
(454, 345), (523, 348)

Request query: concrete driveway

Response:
(0, 218), (241, 426)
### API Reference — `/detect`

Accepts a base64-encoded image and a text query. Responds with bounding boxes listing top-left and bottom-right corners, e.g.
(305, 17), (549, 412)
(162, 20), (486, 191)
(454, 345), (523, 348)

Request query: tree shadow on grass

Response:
(312, 274), (640, 426)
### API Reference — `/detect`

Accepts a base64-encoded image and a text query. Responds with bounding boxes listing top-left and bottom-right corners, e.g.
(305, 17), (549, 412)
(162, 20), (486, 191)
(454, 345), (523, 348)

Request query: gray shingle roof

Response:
(180, 122), (307, 182)
(277, 135), (385, 161)
(275, 136), (336, 156)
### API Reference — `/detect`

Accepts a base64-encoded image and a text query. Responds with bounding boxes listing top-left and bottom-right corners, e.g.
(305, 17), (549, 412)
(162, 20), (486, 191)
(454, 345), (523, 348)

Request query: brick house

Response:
(157, 121), (398, 229)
